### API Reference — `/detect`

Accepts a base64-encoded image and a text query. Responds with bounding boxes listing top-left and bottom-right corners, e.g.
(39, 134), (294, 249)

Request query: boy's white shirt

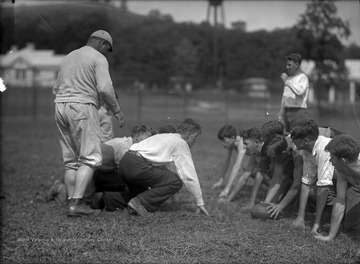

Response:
(130, 133), (204, 206)
(104, 137), (133, 166)
(312, 135), (334, 186)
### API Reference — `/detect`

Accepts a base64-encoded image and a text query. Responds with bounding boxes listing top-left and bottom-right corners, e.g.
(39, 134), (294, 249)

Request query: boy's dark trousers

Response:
(118, 151), (183, 212)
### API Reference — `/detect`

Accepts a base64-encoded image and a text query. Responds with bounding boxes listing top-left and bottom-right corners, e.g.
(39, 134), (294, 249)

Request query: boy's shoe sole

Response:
(127, 197), (150, 217)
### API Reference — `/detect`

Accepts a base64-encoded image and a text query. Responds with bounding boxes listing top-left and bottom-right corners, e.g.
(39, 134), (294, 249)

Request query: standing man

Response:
(53, 30), (125, 217)
(279, 53), (313, 133)
(118, 118), (209, 217)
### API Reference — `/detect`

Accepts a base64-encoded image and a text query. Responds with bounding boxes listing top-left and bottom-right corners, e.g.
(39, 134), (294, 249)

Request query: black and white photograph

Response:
(1, 0), (360, 263)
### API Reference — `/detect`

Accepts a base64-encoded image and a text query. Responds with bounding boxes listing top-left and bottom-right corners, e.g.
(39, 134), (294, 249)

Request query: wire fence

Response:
(1, 86), (359, 141)
(0, 86), (280, 121)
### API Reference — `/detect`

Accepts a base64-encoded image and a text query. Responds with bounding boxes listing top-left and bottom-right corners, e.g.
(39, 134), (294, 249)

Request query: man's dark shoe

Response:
(127, 197), (150, 217)
(67, 198), (101, 217)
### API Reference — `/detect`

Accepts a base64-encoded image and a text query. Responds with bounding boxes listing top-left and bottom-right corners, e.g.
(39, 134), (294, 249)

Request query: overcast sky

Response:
(127, 0), (360, 45)
(8, 0), (360, 45)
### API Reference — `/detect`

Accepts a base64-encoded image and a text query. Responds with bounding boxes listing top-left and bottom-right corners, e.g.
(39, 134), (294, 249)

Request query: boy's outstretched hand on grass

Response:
(212, 178), (224, 189)
(218, 188), (229, 198)
(266, 203), (283, 219)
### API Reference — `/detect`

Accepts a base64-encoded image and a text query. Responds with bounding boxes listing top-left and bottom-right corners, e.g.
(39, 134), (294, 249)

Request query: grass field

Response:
(1, 91), (360, 263)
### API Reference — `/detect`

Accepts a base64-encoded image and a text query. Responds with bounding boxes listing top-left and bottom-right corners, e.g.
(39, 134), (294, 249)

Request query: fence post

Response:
(225, 89), (229, 123)
(137, 87), (143, 122)
(32, 68), (38, 120)
(182, 90), (188, 119)
(32, 85), (38, 120)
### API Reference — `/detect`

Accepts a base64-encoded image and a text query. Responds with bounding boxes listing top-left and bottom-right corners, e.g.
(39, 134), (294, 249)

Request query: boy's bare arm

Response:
(219, 149), (246, 197)
(311, 186), (330, 235)
(268, 154), (303, 218)
(315, 173), (347, 241)
(292, 182), (311, 229)
(264, 161), (284, 203)
(245, 171), (265, 208)
(212, 148), (232, 189)
(227, 170), (252, 201)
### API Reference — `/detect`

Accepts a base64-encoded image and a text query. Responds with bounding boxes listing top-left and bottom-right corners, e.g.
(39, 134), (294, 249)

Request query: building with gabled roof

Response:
(0, 43), (65, 88)
(300, 59), (360, 103)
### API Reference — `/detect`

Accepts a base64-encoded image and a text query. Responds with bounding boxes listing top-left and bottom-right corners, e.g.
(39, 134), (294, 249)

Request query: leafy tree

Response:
(295, 0), (351, 101)
(172, 38), (200, 78)
(1, 2), (316, 90)
(148, 9), (173, 22)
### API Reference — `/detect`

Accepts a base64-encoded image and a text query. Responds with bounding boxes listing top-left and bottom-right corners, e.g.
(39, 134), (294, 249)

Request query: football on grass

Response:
(250, 203), (272, 219)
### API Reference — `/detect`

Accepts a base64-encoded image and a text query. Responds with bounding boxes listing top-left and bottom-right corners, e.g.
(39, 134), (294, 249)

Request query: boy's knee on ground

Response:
(103, 192), (128, 211)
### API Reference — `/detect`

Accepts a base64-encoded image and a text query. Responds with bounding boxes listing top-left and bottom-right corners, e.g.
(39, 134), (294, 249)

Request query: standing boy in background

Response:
(279, 53), (314, 132)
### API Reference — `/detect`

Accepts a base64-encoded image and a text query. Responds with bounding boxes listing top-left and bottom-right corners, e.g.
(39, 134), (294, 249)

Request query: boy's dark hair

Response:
(266, 134), (288, 158)
(261, 120), (284, 142)
(290, 119), (319, 141)
(325, 134), (360, 162)
(158, 124), (176, 134)
(240, 127), (261, 141)
(130, 124), (156, 138)
(217, 124), (237, 140)
(286, 53), (302, 65)
(176, 118), (201, 135)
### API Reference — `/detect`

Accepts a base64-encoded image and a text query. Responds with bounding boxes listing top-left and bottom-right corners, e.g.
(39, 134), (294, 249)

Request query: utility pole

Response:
(120, 0), (128, 11)
(207, 0), (225, 85)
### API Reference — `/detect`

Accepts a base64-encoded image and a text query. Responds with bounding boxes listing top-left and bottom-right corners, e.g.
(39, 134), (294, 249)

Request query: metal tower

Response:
(207, 0), (226, 86)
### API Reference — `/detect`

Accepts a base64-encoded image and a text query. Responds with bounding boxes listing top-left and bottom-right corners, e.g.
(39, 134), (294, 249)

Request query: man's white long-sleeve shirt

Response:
(281, 72), (309, 108)
(130, 133), (204, 206)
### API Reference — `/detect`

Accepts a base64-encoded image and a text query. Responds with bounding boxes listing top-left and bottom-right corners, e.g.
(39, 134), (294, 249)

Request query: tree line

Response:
(1, 0), (359, 96)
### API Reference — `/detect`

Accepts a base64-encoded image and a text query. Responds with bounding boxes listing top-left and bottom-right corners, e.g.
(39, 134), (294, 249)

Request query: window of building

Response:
(16, 69), (26, 80)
